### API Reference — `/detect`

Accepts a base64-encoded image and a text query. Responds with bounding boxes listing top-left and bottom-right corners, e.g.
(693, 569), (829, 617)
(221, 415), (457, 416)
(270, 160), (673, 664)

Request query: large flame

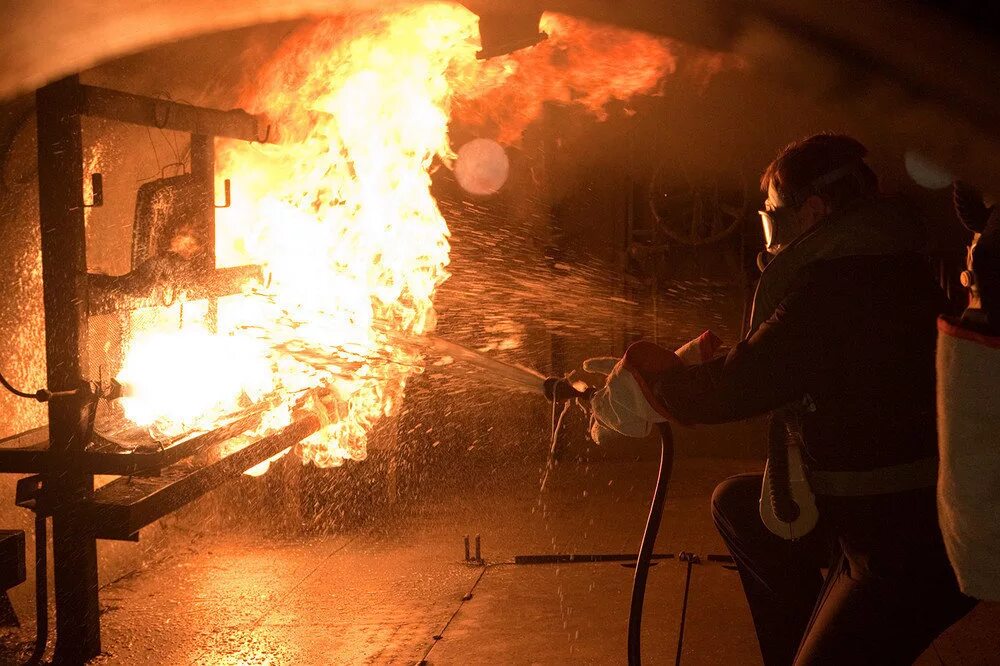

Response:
(116, 4), (689, 470)
(452, 12), (678, 144)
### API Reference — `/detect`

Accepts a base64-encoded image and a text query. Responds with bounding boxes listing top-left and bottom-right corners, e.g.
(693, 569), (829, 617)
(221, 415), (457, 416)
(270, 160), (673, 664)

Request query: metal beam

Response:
(82, 416), (320, 541)
(0, 409), (263, 477)
(35, 75), (101, 662)
(77, 84), (267, 141)
(189, 134), (217, 269)
(86, 264), (263, 316)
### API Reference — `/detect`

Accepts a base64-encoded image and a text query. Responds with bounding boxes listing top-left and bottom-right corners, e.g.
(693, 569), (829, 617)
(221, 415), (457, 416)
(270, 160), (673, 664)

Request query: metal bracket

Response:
(215, 178), (231, 208)
(14, 474), (88, 518)
(678, 551), (701, 565)
(463, 535), (484, 564)
(14, 474), (48, 515)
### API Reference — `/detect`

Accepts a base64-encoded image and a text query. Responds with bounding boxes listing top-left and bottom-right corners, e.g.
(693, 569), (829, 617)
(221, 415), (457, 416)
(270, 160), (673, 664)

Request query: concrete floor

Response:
(94, 454), (761, 665)
(0, 447), (997, 664)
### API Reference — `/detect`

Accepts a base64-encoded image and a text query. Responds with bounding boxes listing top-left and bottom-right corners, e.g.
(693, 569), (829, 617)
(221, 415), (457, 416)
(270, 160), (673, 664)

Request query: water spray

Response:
(423, 336), (547, 395)
(540, 369), (674, 666)
(429, 335), (674, 666)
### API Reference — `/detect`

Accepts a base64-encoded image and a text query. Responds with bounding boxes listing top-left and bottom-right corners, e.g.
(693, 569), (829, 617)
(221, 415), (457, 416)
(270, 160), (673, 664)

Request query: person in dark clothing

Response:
(953, 180), (1000, 334)
(936, 182), (1000, 603)
(588, 134), (977, 664)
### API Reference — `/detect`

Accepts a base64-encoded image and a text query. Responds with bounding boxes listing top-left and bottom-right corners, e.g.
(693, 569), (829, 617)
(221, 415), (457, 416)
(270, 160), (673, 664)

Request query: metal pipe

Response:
(78, 84), (266, 142)
(87, 263), (262, 315)
(513, 553), (674, 565)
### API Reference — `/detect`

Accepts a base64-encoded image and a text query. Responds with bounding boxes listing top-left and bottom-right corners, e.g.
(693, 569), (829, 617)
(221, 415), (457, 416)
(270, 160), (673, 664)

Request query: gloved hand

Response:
(575, 358), (618, 444)
(578, 355), (661, 443)
(584, 331), (723, 441)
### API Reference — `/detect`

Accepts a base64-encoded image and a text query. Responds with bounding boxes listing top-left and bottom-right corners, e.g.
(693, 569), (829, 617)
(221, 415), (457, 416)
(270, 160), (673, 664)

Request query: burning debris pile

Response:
(114, 4), (688, 471)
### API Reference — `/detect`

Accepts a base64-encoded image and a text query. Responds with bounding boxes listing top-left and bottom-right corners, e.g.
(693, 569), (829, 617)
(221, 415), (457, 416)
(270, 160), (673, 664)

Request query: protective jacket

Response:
(653, 197), (956, 566)
(654, 197), (944, 474)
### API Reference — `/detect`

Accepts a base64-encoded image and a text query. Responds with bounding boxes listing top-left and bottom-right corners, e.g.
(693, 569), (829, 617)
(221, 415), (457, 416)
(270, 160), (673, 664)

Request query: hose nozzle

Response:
(543, 376), (594, 402)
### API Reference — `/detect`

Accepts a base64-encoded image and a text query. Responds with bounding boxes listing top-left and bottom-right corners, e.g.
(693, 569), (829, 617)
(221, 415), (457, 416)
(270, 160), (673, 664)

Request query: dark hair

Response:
(760, 133), (878, 211)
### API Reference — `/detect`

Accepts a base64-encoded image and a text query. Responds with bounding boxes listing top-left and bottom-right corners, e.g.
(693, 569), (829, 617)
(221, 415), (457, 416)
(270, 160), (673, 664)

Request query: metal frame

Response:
(35, 75), (102, 662)
(78, 84), (266, 141)
(80, 415), (318, 541)
(0, 75), (304, 661)
(0, 409), (263, 477)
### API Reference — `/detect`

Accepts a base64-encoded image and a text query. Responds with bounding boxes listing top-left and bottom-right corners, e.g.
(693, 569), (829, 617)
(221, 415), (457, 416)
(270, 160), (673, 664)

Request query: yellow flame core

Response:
(217, 6), (474, 466)
(116, 4), (687, 470)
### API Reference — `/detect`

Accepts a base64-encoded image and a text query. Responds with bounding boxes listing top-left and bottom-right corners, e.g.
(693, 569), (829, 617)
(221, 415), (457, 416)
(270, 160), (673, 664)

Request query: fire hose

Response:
(542, 377), (676, 666)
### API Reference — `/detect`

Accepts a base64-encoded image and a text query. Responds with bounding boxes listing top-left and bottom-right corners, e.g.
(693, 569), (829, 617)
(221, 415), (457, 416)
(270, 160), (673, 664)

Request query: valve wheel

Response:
(648, 162), (749, 246)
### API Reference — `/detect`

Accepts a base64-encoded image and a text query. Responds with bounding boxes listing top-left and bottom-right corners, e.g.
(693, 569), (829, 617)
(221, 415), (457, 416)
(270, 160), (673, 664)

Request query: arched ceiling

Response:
(2, 0), (1000, 186)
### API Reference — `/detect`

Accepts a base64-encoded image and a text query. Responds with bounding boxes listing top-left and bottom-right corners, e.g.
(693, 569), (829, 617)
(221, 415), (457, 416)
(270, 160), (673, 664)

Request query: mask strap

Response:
(786, 161), (862, 206)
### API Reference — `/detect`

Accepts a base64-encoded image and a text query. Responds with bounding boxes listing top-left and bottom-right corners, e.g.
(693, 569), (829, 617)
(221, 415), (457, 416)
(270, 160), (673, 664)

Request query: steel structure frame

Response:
(0, 75), (319, 662)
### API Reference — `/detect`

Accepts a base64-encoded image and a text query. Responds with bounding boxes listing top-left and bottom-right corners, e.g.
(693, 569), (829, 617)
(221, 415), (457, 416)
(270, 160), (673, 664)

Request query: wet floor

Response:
(1, 447), (996, 664)
(92, 454), (760, 665)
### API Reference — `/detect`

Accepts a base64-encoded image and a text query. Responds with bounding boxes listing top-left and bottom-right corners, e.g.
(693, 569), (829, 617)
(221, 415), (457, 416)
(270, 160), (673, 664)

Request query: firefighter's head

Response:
(758, 133), (878, 255)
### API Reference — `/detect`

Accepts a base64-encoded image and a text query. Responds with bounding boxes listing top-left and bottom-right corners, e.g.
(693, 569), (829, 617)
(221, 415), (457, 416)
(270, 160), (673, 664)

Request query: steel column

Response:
(190, 133), (218, 330)
(35, 75), (101, 663)
(189, 133), (216, 269)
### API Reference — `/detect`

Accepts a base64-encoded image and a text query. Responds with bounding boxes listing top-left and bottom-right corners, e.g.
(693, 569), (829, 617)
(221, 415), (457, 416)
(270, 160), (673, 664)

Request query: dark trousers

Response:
(712, 474), (977, 666)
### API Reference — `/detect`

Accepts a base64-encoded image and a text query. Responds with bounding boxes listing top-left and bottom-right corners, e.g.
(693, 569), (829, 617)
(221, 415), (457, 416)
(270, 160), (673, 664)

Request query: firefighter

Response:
(588, 134), (977, 665)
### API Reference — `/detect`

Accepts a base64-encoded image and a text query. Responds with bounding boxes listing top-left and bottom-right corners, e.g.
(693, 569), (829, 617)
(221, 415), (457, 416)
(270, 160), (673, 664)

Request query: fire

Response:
(452, 12), (679, 144)
(116, 4), (691, 470)
(117, 324), (273, 440)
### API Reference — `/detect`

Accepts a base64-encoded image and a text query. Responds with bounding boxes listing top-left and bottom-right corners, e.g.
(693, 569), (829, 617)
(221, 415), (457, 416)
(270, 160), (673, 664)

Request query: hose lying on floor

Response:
(541, 378), (677, 665)
(628, 422), (675, 666)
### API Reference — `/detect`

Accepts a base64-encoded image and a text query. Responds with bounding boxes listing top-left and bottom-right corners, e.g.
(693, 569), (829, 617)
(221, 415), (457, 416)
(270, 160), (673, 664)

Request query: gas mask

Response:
(759, 206), (800, 256)
(758, 162), (863, 257)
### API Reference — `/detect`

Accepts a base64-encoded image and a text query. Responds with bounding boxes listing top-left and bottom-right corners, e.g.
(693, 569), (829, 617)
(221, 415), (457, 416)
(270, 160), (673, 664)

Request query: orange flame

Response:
(116, 4), (700, 471)
(452, 12), (678, 144)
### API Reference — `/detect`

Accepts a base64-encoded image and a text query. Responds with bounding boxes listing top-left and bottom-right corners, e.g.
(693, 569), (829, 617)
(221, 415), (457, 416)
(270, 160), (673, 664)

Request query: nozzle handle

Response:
(543, 376), (595, 402)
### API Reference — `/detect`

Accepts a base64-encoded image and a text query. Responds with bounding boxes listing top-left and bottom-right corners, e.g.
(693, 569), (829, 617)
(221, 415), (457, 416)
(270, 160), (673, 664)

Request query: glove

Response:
(575, 357), (622, 444)
(953, 180), (992, 233)
(585, 331), (723, 440)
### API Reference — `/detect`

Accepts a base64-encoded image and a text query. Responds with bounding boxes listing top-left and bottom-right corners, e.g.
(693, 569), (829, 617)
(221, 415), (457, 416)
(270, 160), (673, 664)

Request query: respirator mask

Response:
(759, 206), (800, 256)
(758, 162), (863, 257)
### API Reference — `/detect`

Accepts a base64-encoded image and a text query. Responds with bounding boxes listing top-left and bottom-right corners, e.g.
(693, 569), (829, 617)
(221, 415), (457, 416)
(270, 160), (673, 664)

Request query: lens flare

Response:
(455, 138), (509, 195)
